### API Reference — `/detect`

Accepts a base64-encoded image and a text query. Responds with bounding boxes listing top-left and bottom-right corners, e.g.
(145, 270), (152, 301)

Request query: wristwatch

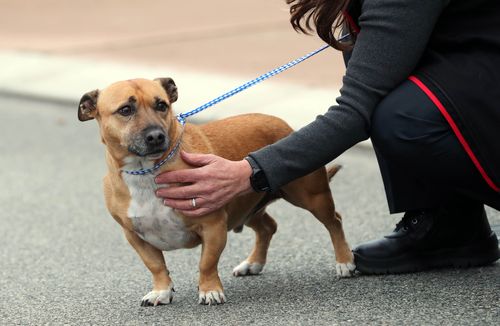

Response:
(245, 156), (270, 192)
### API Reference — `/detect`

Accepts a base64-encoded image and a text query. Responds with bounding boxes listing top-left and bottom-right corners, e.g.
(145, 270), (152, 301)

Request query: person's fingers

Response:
(179, 207), (215, 218)
(155, 168), (202, 184)
(155, 152), (217, 184)
(162, 196), (218, 216)
(163, 197), (206, 211)
(157, 184), (207, 200)
(180, 151), (216, 167)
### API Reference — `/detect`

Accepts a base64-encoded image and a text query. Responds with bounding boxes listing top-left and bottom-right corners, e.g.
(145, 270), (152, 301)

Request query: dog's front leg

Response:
(123, 228), (174, 306)
(197, 216), (227, 305)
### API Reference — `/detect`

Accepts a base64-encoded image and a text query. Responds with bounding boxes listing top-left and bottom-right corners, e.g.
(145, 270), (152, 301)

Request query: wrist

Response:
(235, 159), (253, 195)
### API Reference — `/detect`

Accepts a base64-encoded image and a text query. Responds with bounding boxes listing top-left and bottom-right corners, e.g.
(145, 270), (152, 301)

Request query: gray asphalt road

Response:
(1, 96), (499, 325)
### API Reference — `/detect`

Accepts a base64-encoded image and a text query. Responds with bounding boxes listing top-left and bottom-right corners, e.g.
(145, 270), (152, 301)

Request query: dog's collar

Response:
(121, 122), (185, 176)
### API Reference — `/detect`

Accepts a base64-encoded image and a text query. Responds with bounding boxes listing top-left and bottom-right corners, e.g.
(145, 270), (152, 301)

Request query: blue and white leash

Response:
(123, 42), (337, 175)
(176, 43), (332, 125)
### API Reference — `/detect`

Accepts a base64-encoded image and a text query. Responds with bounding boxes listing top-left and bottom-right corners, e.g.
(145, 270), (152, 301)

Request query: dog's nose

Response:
(144, 127), (166, 146)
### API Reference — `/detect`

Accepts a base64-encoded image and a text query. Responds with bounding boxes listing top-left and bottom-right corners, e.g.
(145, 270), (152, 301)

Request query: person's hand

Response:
(155, 151), (253, 217)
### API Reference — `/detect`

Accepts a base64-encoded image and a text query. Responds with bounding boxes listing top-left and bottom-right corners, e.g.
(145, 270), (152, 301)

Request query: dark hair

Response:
(286, 0), (353, 50)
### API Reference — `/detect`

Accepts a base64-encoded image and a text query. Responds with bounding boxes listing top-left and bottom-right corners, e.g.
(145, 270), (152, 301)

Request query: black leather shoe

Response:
(353, 201), (500, 274)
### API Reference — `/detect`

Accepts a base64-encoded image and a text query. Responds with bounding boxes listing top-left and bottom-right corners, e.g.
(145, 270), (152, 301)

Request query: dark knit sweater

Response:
(249, 0), (498, 192)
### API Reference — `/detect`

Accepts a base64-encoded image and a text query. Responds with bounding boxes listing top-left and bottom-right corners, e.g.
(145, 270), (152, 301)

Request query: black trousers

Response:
(370, 80), (500, 213)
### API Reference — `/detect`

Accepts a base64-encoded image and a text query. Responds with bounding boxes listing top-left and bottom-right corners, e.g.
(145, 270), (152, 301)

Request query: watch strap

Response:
(245, 156), (270, 192)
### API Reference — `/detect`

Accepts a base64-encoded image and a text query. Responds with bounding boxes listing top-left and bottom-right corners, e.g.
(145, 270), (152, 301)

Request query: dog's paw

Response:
(232, 260), (264, 276)
(141, 285), (174, 306)
(198, 290), (226, 305)
(335, 262), (356, 278)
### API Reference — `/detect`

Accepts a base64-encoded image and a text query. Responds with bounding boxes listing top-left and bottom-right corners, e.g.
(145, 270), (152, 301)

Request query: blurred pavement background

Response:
(0, 0), (347, 129)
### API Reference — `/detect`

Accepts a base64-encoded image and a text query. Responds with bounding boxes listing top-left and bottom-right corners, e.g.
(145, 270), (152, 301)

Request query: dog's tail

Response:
(327, 164), (342, 181)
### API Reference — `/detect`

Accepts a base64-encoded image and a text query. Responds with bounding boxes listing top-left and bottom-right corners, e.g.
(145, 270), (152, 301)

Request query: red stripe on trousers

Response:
(408, 75), (499, 192)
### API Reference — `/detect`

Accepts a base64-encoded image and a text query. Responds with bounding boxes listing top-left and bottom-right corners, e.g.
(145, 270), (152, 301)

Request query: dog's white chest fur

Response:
(122, 172), (195, 251)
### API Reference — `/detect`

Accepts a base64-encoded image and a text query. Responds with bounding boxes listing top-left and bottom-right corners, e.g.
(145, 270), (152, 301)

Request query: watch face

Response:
(252, 169), (270, 192)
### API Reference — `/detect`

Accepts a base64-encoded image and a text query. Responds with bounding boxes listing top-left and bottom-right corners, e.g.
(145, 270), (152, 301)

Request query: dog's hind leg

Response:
(281, 169), (355, 277)
(233, 211), (277, 276)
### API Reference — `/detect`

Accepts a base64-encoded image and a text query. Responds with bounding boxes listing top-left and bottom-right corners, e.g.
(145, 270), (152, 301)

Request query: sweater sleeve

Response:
(248, 0), (449, 192)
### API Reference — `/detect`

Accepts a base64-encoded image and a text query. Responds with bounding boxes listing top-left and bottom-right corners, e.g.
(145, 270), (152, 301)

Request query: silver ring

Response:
(191, 198), (196, 208)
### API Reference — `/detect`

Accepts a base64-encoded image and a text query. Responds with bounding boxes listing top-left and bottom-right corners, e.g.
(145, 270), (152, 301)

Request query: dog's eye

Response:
(117, 105), (135, 116)
(155, 101), (169, 112)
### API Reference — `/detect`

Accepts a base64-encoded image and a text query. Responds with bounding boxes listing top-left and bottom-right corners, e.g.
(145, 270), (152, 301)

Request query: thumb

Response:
(180, 151), (216, 167)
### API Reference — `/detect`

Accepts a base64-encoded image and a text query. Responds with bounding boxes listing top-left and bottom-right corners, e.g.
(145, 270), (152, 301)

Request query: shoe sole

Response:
(354, 232), (500, 275)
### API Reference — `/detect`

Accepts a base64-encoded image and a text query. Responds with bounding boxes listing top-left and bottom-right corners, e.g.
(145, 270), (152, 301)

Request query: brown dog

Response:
(78, 77), (355, 306)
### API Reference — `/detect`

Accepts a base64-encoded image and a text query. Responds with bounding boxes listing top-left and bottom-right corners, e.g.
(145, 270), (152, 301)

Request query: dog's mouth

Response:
(145, 149), (167, 160)
(128, 144), (169, 158)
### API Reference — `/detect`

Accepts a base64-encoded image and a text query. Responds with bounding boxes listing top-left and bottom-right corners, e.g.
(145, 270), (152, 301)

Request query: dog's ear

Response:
(154, 77), (178, 103)
(78, 89), (99, 121)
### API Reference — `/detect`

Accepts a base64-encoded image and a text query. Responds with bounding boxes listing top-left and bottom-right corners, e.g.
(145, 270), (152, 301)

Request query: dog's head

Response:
(78, 78), (179, 161)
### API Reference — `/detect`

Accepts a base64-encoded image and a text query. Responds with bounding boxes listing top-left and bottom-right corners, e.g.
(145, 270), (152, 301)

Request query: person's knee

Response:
(371, 81), (442, 160)
(371, 94), (418, 160)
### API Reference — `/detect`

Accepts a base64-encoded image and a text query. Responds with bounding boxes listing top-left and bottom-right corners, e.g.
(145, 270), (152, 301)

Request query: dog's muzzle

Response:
(128, 125), (169, 157)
